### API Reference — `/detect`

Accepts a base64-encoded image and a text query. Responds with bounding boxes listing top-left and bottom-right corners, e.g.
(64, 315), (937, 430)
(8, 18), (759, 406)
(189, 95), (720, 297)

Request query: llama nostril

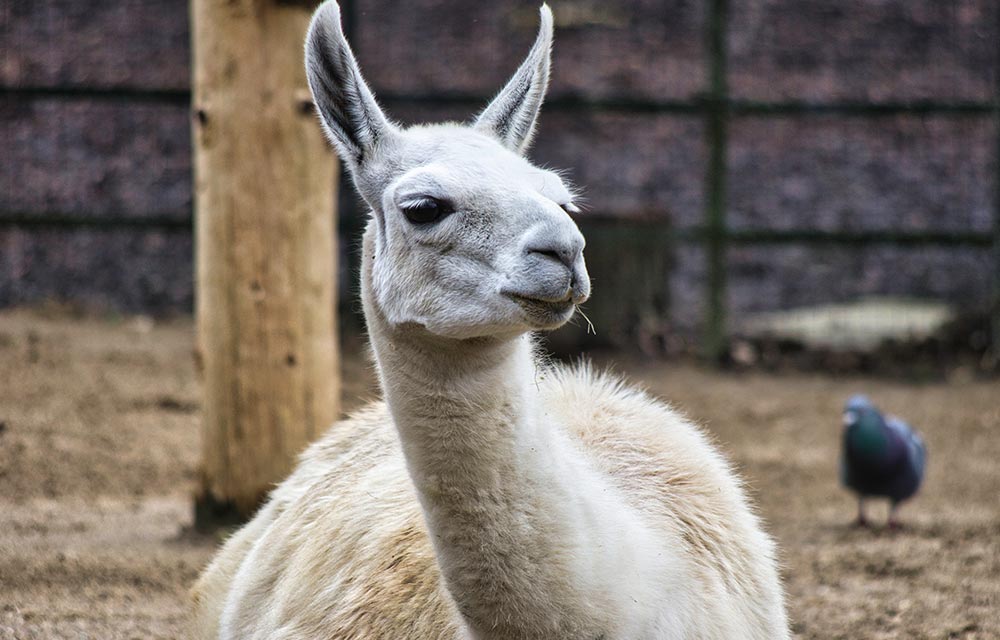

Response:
(528, 245), (576, 270)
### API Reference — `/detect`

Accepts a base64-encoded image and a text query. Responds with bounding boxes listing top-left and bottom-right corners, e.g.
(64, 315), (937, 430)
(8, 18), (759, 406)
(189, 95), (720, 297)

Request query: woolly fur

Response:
(192, 2), (788, 637)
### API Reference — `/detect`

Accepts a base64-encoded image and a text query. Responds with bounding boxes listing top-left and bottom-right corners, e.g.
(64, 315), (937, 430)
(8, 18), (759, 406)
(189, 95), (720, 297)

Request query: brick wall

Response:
(2, 0), (997, 349)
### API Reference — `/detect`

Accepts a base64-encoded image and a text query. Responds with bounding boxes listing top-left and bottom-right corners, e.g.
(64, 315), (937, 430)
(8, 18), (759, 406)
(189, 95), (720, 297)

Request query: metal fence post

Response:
(992, 7), (1000, 363)
(703, 0), (730, 363)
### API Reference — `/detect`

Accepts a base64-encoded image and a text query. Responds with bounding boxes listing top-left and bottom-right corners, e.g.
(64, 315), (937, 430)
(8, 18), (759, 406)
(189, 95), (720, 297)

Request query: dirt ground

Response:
(1, 308), (997, 639)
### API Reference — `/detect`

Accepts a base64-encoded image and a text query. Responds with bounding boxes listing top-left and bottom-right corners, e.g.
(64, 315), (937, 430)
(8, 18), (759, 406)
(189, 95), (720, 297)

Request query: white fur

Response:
(192, 3), (789, 638)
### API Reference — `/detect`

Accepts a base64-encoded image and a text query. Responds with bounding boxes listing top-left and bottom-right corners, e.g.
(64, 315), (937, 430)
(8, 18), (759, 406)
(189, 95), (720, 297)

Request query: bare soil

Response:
(1, 309), (997, 639)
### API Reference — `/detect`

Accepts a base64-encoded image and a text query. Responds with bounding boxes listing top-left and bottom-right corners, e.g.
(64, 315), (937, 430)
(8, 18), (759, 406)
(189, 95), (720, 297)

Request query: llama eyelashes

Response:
(399, 197), (455, 225)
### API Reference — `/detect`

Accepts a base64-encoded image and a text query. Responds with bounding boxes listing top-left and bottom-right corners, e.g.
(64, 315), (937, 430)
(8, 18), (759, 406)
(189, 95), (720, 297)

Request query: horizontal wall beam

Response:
(3, 86), (996, 116)
(724, 229), (995, 246)
(0, 214), (193, 231)
(729, 100), (997, 116)
(577, 224), (995, 247)
(0, 86), (190, 105)
(368, 94), (1000, 117)
(2, 214), (993, 247)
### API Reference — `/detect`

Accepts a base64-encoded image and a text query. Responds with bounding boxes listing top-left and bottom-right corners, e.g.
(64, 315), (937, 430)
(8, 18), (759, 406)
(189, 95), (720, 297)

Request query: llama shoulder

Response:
(539, 363), (783, 619)
(538, 362), (734, 481)
(539, 361), (767, 527)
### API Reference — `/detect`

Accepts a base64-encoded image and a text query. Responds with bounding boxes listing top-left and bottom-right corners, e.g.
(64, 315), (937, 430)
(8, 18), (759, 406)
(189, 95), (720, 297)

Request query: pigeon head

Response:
(843, 405), (890, 461)
(845, 394), (873, 412)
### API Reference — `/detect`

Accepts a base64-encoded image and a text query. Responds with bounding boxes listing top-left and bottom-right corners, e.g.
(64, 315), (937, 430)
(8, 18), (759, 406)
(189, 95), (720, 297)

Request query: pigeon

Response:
(840, 395), (926, 529)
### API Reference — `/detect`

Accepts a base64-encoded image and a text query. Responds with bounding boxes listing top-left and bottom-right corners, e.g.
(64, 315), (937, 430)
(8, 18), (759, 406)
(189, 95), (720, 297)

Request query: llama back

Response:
(540, 363), (788, 637)
(194, 367), (786, 639)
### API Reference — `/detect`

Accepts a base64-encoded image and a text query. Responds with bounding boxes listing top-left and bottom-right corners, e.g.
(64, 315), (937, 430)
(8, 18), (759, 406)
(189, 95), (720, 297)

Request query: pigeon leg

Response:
(888, 503), (903, 531)
(853, 497), (869, 528)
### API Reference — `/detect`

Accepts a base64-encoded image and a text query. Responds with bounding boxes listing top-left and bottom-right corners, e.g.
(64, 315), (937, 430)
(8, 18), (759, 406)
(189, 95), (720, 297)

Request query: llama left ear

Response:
(474, 4), (553, 154)
(305, 1), (394, 169)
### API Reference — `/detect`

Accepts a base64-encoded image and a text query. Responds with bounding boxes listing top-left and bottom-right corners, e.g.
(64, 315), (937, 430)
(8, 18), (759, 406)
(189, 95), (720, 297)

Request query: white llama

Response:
(191, 2), (790, 638)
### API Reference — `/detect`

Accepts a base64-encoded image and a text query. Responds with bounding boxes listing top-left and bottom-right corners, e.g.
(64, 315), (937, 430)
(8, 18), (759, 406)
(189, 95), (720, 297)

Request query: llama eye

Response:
(401, 198), (453, 225)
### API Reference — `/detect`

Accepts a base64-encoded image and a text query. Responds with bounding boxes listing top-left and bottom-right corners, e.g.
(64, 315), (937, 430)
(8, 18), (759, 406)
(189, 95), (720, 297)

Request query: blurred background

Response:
(3, 0), (997, 365)
(1, 2), (999, 639)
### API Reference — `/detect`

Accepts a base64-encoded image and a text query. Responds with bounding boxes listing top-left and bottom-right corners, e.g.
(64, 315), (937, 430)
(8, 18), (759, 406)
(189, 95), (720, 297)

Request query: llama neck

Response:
(370, 325), (581, 635)
(360, 235), (670, 638)
(369, 321), (537, 494)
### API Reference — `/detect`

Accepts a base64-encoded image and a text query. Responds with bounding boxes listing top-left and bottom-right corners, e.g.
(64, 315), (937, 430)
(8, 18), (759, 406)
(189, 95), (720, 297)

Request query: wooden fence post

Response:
(191, 0), (339, 526)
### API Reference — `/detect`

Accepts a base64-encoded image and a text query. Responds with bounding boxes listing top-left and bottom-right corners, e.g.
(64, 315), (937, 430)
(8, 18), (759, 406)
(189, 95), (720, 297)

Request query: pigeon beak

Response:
(842, 411), (856, 426)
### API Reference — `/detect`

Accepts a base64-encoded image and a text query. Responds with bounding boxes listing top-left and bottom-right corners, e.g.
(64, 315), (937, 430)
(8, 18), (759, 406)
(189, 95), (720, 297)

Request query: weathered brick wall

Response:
(728, 1), (997, 102)
(2, 0), (997, 347)
(2, 0), (193, 312)
(722, 0), (998, 341)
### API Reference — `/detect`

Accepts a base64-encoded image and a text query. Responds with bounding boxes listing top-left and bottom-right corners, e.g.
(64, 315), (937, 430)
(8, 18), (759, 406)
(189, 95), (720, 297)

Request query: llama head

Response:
(306, 1), (590, 340)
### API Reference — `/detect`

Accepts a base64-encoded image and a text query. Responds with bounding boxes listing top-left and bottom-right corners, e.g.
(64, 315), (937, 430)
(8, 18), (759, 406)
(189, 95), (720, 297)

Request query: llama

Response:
(191, 2), (790, 638)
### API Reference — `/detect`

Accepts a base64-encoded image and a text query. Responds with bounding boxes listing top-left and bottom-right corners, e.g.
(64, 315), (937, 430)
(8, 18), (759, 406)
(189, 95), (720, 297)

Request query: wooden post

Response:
(191, 0), (339, 526)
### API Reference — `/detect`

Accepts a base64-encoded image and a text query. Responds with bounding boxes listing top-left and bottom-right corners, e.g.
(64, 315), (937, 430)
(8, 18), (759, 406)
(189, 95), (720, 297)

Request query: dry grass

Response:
(0, 309), (996, 639)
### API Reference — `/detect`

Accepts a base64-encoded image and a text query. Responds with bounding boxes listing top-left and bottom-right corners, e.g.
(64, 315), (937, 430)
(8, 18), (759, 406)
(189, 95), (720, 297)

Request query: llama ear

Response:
(474, 4), (553, 154)
(305, 1), (393, 168)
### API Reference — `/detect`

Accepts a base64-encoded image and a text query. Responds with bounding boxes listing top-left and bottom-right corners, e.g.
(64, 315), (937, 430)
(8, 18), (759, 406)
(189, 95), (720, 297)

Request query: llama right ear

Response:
(305, 1), (393, 168)
(474, 4), (554, 154)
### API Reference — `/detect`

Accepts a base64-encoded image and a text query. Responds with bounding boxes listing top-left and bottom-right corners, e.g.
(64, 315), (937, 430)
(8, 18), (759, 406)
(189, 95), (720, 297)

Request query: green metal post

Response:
(702, 0), (729, 362)
(992, 9), (1000, 365)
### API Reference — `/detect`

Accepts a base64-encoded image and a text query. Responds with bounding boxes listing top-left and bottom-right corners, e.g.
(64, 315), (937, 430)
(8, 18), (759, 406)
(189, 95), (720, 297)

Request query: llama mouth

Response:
(504, 292), (576, 323)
